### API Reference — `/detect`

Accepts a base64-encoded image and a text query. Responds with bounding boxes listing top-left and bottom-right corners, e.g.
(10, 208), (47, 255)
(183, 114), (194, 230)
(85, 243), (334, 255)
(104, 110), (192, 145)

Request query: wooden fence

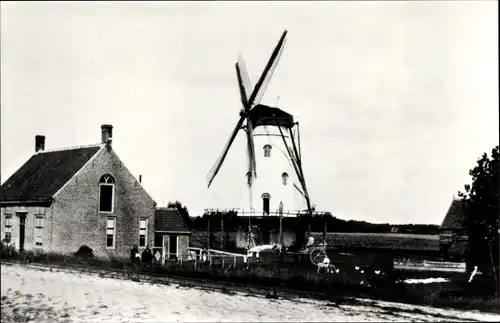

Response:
(187, 247), (248, 268)
(394, 259), (467, 272)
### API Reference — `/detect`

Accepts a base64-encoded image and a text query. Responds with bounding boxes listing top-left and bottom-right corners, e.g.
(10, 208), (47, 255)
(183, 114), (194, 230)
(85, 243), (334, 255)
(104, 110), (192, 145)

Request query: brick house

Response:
(439, 197), (468, 260)
(154, 207), (191, 262)
(0, 125), (156, 259)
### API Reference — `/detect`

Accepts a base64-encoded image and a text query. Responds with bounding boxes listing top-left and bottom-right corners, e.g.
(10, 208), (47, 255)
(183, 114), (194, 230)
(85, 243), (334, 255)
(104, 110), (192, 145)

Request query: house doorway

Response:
(262, 193), (271, 215)
(162, 235), (178, 262)
(18, 213), (26, 252)
(262, 230), (271, 245)
(169, 235), (178, 259)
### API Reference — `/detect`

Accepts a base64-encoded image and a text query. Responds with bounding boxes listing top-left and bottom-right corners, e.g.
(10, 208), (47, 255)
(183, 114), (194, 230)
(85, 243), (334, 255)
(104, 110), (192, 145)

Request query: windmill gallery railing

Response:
(203, 208), (330, 218)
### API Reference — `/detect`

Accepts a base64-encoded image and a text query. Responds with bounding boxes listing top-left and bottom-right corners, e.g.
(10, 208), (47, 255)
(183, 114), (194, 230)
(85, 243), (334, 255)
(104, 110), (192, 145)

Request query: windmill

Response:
(206, 30), (313, 223)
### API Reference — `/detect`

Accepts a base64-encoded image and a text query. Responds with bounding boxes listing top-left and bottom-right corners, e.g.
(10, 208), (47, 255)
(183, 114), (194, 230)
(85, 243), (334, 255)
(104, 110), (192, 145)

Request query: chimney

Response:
(101, 124), (113, 145)
(35, 135), (45, 152)
(139, 175), (142, 183)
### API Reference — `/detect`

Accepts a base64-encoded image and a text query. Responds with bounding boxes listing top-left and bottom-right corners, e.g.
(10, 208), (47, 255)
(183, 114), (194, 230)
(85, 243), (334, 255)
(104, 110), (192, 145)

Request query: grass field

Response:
(302, 232), (439, 251)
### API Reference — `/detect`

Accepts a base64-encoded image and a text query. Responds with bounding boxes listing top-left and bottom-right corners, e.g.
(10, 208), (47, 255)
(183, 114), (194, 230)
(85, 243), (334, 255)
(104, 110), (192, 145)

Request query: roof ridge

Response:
(36, 143), (104, 154)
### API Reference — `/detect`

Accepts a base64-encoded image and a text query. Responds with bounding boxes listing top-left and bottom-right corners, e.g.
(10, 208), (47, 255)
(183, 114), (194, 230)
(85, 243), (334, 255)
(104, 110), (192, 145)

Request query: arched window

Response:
(99, 174), (115, 213)
(261, 193), (271, 215)
(281, 172), (289, 185)
(263, 145), (272, 157)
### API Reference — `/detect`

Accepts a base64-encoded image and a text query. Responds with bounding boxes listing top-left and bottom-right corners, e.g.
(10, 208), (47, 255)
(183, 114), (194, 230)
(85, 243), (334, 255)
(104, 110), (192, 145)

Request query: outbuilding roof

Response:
(440, 198), (467, 230)
(155, 207), (191, 234)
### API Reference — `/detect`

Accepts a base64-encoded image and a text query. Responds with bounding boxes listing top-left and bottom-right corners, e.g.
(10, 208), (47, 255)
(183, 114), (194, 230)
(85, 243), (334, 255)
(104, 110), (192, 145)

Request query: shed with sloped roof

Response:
(154, 207), (191, 262)
(439, 198), (468, 260)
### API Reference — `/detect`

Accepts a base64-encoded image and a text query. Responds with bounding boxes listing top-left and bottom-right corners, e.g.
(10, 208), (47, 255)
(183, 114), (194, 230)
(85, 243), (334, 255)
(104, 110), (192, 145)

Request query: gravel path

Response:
(1, 264), (499, 322)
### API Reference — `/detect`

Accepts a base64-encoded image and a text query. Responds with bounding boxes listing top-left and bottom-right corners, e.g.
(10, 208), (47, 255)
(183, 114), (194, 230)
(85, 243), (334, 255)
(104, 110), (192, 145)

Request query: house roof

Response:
(1, 145), (102, 206)
(155, 207), (191, 233)
(440, 199), (466, 230)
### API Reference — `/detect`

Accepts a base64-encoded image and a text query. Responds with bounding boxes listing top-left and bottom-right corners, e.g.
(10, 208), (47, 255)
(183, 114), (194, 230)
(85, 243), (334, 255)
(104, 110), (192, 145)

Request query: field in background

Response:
(191, 231), (440, 250)
(310, 232), (439, 251)
(191, 231), (442, 263)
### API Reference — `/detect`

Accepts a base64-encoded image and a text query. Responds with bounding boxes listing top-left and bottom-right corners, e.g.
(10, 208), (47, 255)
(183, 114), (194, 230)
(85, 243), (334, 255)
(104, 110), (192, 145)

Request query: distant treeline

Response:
(325, 218), (440, 235)
(189, 211), (440, 235)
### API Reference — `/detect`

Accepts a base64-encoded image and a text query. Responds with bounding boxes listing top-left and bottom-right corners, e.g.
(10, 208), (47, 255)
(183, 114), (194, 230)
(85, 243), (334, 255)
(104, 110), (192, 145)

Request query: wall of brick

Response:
(1, 206), (53, 252)
(51, 146), (156, 259)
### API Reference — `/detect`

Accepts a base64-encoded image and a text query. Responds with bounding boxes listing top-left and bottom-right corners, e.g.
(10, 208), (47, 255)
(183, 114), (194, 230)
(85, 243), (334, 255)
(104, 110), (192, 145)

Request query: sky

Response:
(1, 1), (498, 224)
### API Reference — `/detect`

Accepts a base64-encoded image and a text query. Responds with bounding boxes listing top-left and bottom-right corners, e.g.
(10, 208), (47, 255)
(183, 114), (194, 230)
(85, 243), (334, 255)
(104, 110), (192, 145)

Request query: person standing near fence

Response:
(306, 231), (315, 248)
(130, 245), (140, 266)
(142, 245), (153, 268)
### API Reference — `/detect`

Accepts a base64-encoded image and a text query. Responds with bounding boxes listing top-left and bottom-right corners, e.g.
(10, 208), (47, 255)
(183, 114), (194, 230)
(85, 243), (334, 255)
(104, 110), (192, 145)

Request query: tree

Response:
(458, 145), (499, 296)
(167, 200), (192, 229)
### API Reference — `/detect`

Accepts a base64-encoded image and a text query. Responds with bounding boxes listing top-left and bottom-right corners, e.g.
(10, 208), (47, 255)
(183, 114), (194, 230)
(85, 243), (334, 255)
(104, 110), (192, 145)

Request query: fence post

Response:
(207, 215), (211, 249)
(323, 213), (327, 244)
(221, 214), (224, 250)
(279, 202), (284, 246)
(234, 256), (236, 267)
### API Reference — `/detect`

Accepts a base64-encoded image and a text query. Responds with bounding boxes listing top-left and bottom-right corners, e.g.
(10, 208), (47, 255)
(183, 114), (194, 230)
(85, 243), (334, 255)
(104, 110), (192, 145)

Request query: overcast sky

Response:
(1, 1), (498, 224)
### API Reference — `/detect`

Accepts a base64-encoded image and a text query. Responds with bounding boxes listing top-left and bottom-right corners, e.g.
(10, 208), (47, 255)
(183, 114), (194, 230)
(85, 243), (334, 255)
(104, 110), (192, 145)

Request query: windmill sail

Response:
(254, 37), (287, 106)
(206, 116), (245, 188)
(237, 54), (252, 103)
(206, 29), (289, 189)
(236, 62), (257, 180)
(246, 117), (257, 179)
(248, 30), (288, 106)
(236, 62), (249, 107)
(273, 117), (313, 216)
(294, 183), (305, 197)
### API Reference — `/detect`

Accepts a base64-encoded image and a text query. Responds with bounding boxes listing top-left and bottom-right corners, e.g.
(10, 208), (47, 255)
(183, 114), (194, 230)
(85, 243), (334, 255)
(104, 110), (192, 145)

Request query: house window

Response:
(139, 218), (148, 247)
(262, 193), (271, 215)
(4, 215), (12, 243)
(282, 172), (289, 185)
(34, 216), (44, 247)
(263, 145), (272, 157)
(106, 217), (116, 249)
(99, 174), (115, 213)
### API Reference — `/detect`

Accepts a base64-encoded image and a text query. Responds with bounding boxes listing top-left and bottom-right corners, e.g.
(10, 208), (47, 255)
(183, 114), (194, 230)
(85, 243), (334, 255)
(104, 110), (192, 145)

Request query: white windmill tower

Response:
(206, 30), (313, 220)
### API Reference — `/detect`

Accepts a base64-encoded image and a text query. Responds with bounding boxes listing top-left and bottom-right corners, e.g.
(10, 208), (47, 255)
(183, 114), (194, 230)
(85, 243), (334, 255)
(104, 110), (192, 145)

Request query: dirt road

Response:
(1, 264), (498, 322)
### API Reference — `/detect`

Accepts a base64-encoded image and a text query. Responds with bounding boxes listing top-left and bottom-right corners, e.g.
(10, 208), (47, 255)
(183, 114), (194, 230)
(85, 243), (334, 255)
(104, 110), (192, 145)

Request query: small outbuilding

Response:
(154, 207), (191, 263)
(439, 198), (468, 260)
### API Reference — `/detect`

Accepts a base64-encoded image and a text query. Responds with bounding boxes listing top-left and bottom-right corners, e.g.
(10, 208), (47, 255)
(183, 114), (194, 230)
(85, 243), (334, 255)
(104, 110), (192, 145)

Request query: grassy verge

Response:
(1, 249), (499, 313)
